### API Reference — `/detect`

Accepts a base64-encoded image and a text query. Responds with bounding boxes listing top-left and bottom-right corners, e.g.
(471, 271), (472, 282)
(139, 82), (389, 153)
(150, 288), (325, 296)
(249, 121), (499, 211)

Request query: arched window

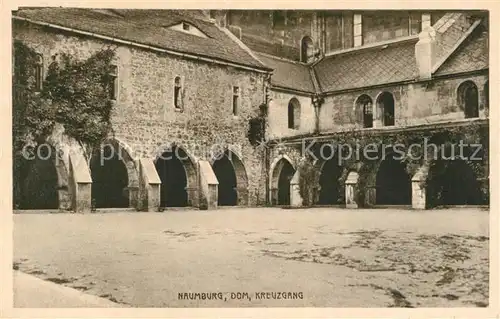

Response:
(34, 54), (43, 92)
(300, 36), (314, 63)
(376, 92), (395, 126)
(457, 81), (479, 118)
(355, 94), (373, 128)
(288, 98), (300, 129)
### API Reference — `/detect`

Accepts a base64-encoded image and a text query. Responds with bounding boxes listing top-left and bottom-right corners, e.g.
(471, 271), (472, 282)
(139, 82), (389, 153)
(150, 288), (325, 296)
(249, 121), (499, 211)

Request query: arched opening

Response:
(91, 145), (129, 208)
(376, 92), (395, 126)
(427, 159), (484, 206)
(271, 158), (296, 205)
(317, 157), (343, 205)
(458, 81), (479, 118)
(212, 149), (248, 206)
(484, 80), (489, 109)
(288, 98), (300, 129)
(355, 94), (373, 128)
(300, 36), (314, 63)
(375, 154), (411, 205)
(155, 146), (193, 208)
(16, 145), (59, 209)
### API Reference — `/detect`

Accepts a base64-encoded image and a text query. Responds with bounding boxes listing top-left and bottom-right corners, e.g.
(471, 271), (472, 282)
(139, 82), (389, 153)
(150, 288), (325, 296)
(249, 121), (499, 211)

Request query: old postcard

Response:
(1, 1), (498, 318)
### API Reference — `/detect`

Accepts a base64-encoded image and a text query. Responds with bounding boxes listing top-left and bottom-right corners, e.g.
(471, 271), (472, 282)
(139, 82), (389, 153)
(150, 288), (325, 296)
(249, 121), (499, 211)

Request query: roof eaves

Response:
(432, 19), (483, 74)
(13, 15), (273, 73)
(270, 84), (315, 96)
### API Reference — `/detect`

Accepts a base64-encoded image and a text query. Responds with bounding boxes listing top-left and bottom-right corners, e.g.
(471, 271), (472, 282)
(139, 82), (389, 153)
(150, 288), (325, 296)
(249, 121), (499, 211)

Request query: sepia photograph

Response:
(7, 5), (493, 312)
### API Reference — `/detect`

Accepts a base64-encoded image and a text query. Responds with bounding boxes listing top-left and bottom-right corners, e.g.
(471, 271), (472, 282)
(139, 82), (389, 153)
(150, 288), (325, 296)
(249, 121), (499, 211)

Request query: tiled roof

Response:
(241, 33), (300, 62)
(434, 28), (488, 76)
(13, 8), (268, 70)
(256, 53), (315, 93)
(313, 39), (419, 92)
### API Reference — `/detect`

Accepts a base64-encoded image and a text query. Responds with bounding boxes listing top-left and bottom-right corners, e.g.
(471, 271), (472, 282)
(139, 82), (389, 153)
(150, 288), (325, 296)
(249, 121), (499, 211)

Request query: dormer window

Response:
(166, 21), (208, 38)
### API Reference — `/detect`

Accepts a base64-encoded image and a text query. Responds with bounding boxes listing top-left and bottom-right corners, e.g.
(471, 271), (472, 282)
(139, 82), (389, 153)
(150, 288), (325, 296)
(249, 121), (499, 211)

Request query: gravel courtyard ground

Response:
(13, 207), (489, 308)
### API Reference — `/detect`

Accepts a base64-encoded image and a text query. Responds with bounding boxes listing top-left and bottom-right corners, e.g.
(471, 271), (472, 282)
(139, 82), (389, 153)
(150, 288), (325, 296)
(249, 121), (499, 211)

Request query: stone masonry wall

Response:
(13, 21), (269, 206)
(267, 90), (315, 139)
(319, 73), (488, 133)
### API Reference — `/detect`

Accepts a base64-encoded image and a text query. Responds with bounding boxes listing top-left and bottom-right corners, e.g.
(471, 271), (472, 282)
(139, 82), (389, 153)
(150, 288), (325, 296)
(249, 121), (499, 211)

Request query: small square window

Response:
(183, 23), (190, 31)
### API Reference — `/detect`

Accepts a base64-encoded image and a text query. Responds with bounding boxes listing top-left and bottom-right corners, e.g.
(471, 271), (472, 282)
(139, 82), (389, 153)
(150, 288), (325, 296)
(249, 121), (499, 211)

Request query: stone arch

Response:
(288, 97), (301, 129)
(14, 143), (69, 210)
(90, 139), (136, 208)
(376, 91), (395, 126)
(300, 36), (314, 63)
(354, 94), (374, 128)
(483, 80), (489, 109)
(154, 144), (198, 207)
(457, 80), (479, 118)
(375, 152), (412, 205)
(211, 147), (249, 206)
(425, 147), (486, 207)
(269, 155), (296, 205)
(316, 154), (344, 205)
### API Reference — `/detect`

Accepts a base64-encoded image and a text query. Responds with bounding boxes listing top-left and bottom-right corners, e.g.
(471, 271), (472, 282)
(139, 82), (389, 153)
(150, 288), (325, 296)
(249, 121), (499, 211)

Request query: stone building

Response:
(12, 9), (489, 212)
(12, 8), (272, 212)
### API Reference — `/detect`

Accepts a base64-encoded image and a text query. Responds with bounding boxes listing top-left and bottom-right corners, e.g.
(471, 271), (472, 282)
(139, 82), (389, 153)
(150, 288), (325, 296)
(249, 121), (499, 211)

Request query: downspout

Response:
(312, 94), (324, 134)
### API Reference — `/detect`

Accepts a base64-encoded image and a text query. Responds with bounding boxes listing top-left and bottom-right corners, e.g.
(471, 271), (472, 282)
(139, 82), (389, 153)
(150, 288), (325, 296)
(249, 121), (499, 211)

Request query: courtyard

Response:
(13, 207), (489, 308)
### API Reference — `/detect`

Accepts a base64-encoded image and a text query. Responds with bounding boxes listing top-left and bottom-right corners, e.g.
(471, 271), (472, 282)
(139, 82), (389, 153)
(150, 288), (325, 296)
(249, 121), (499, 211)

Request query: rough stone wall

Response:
(267, 90), (315, 139)
(318, 73), (489, 133)
(13, 21), (269, 206)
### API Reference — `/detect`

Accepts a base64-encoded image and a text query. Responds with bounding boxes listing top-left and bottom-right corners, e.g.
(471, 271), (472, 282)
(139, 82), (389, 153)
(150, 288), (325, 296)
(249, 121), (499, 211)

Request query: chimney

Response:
(414, 26), (437, 80)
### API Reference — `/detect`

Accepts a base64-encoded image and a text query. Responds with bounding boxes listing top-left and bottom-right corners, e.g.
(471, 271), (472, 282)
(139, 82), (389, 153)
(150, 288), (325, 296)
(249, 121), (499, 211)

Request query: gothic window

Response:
(355, 94), (373, 128)
(232, 86), (240, 116)
(376, 92), (395, 126)
(288, 98), (300, 129)
(458, 81), (479, 118)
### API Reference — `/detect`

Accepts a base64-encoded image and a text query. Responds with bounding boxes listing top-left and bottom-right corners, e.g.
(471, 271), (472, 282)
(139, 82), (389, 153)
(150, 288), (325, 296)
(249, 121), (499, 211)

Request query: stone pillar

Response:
(68, 152), (92, 213)
(270, 188), (278, 205)
(198, 160), (218, 210)
(137, 158), (161, 211)
(411, 166), (429, 209)
(345, 171), (359, 208)
(290, 170), (303, 207)
(414, 26), (437, 80)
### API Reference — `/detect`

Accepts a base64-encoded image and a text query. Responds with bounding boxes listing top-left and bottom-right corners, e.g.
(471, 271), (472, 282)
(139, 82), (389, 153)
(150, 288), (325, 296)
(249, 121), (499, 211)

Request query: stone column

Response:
(198, 160), (218, 210)
(345, 171), (359, 208)
(68, 152), (92, 213)
(137, 158), (161, 211)
(411, 166), (429, 209)
(290, 170), (303, 207)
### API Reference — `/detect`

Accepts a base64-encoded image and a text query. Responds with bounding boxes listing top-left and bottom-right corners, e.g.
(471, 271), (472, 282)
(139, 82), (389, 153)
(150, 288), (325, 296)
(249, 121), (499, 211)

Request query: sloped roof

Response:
(313, 39), (419, 92)
(434, 28), (489, 76)
(256, 53), (315, 93)
(13, 8), (269, 70)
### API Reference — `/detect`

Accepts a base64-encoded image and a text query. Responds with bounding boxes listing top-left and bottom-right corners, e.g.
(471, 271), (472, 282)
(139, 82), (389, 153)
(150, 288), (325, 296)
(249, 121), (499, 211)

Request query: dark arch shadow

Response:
(155, 146), (193, 208)
(91, 145), (129, 208)
(317, 158), (343, 205)
(427, 159), (484, 206)
(375, 154), (411, 205)
(17, 145), (59, 209)
(276, 159), (295, 205)
(211, 149), (249, 206)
